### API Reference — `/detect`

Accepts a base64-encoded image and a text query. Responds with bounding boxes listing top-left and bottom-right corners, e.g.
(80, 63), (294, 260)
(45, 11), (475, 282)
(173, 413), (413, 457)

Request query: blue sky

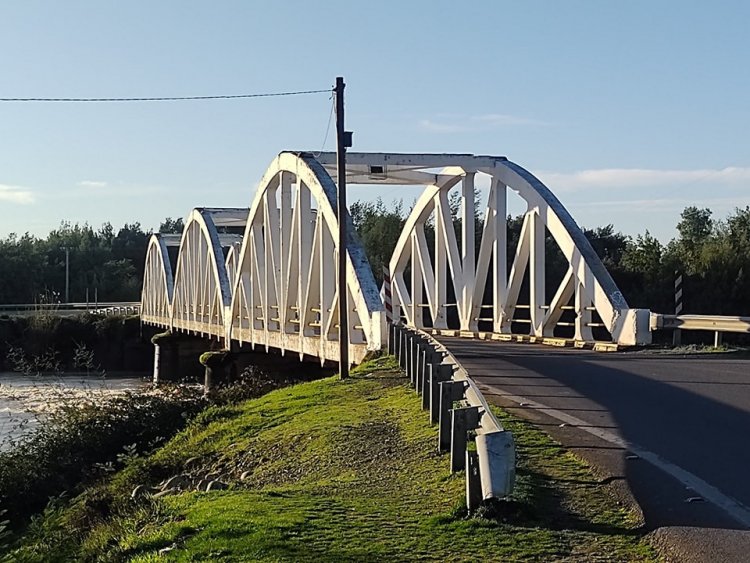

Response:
(0, 1), (748, 242)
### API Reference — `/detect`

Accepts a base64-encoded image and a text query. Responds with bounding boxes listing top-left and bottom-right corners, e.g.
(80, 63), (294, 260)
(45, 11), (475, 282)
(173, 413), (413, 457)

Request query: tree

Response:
(350, 199), (405, 285)
(159, 217), (185, 234)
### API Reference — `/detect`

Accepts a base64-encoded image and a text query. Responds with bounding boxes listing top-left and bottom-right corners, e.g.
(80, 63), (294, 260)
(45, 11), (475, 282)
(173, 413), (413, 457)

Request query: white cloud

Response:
(537, 167), (750, 192)
(77, 180), (108, 189)
(0, 184), (35, 204)
(420, 112), (548, 133)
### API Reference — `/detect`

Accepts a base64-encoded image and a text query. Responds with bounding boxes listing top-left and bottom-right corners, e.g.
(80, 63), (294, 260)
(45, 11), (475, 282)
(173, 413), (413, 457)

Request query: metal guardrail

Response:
(651, 313), (750, 346)
(389, 324), (516, 510)
(0, 302), (140, 317)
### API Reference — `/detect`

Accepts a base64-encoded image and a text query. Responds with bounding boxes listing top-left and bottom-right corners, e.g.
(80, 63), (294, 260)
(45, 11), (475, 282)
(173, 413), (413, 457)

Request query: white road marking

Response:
(481, 383), (750, 529)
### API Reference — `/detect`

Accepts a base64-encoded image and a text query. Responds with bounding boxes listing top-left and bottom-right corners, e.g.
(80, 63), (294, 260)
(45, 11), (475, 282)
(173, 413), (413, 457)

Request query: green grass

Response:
(7, 356), (657, 562)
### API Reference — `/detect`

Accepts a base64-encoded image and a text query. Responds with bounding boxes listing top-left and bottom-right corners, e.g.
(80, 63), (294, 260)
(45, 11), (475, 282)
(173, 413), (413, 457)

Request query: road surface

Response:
(436, 336), (750, 535)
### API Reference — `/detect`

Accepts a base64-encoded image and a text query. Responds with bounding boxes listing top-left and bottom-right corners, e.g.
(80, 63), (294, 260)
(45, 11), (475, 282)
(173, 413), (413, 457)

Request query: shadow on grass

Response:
(466, 467), (640, 538)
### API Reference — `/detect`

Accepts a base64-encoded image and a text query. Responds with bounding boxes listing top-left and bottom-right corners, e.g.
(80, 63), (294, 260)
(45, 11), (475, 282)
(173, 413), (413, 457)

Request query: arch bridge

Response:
(141, 151), (651, 366)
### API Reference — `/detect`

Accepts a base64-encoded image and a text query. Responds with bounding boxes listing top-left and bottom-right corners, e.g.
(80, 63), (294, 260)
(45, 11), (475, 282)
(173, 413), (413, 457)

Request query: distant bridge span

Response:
(141, 151), (650, 365)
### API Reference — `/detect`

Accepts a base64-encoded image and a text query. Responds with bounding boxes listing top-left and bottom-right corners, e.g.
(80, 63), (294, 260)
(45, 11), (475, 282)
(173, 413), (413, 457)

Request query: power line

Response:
(0, 88), (331, 103)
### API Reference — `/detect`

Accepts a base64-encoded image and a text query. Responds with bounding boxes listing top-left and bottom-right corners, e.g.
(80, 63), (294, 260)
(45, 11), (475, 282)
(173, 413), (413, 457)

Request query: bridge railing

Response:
(651, 312), (750, 347)
(0, 302), (140, 317)
(390, 323), (515, 511)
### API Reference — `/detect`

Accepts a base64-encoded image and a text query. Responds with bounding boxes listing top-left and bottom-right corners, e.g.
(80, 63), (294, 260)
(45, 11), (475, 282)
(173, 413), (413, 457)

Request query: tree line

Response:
(2, 203), (749, 317)
(351, 199), (750, 317)
(0, 218), (183, 304)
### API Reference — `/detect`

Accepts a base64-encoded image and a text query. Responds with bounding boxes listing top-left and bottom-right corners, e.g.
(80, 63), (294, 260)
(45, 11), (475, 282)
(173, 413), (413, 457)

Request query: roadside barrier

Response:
(388, 323), (516, 510)
(0, 302), (140, 317)
(651, 312), (750, 348)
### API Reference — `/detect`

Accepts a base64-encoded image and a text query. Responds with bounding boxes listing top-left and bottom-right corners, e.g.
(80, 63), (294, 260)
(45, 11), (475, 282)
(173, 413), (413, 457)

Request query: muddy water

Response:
(0, 372), (148, 451)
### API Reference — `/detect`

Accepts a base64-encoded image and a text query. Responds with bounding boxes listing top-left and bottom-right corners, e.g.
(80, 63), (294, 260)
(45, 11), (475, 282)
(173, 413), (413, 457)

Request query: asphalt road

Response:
(435, 336), (750, 539)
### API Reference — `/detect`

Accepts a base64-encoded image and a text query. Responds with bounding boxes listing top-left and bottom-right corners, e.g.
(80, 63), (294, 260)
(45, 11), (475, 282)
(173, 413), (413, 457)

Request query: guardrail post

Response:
(415, 339), (433, 395)
(399, 328), (408, 369)
(430, 364), (453, 424)
(393, 324), (401, 361)
(438, 380), (465, 452)
(403, 330), (411, 376)
(405, 332), (414, 382)
(421, 349), (441, 410)
(410, 334), (422, 385)
(466, 449), (482, 511)
(451, 406), (480, 472)
(476, 431), (516, 499)
(715, 331), (722, 348)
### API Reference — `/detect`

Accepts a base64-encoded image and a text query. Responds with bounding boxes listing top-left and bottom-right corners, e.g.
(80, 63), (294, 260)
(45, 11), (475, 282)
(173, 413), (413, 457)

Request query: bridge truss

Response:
(141, 151), (650, 365)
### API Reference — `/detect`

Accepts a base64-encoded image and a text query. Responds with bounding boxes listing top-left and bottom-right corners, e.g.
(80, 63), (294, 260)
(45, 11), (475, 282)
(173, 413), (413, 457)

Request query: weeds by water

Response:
(0, 365), (291, 540)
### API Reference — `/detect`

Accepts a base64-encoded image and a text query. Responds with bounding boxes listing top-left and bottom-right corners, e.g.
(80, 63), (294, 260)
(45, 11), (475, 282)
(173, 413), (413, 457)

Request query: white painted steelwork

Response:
(142, 151), (651, 360)
(315, 152), (650, 346)
(141, 234), (175, 326)
(141, 152), (385, 363)
(229, 152), (384, 363)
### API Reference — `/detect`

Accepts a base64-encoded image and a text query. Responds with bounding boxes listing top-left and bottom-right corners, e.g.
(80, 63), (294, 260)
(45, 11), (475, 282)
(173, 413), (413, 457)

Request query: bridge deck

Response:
(436, 336), (750, 531)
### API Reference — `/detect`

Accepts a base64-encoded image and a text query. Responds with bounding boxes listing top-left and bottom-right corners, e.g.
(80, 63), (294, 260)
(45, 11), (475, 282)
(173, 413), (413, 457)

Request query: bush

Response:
(0, 387), (206, 527)
(0, 365), (288, 533)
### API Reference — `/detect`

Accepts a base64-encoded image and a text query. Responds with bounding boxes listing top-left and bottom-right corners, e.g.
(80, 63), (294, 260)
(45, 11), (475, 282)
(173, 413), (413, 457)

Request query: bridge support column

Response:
(151, 331), (182, 384)
(200, 352), (233, 396)
(151, 331), (217, 384)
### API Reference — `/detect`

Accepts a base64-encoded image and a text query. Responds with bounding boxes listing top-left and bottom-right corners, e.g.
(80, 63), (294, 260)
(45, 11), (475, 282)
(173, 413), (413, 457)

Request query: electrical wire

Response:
(0, 88), (332, 103)
(312, 94), (335, 157)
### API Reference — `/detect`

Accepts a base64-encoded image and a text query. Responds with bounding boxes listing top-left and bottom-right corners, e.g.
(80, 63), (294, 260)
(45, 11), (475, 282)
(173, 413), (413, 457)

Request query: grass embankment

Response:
(8, 356), (656, 562)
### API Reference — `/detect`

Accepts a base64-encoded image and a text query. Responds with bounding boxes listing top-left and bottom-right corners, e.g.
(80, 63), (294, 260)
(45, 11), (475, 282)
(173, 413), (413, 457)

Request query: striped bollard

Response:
(382, 266), (393, 324)
(673, 271), (682, 346)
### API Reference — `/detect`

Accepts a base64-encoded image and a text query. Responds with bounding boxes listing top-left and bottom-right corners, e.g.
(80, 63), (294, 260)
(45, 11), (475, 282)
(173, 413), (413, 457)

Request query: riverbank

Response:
(5, 356), (657, 561)
(0, 314), (153, 374)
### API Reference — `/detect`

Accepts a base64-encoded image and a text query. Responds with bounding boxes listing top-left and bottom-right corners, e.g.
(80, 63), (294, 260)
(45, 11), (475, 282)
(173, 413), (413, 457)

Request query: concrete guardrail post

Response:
(399, 327), (408, 369)
(450, 406), (480, 472)
(438, 380), (466, 452)
(411, 335), (423, 387)
(393, 324), (401, 361)
(415, 338), (430, 394)
(430, 364), (453, 424)
(466, 449), (482, 511)
(405, 332), (414, 381)
(476, 430), (516, 499)
(421, 349), (441, 410)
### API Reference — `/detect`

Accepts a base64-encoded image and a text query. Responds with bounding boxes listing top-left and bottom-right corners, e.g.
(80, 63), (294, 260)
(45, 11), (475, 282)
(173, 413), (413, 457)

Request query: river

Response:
(0, 372), (148, 451)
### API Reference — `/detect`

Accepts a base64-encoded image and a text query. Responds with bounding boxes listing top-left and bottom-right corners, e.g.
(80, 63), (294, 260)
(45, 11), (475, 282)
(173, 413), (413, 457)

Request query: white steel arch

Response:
(313, 152), (650, 346)
(141, 151), (648, 362)
(170, 208), (244, 340)
(229, 151), (385, 363)
(225, 240), (243, 293)
(141, 234), (175, 327)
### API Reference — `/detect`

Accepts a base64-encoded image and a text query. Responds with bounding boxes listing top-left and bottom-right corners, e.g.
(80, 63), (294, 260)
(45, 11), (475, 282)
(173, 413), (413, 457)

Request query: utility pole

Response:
(63, 247), (70, 303)
(334, 76), (352, 379)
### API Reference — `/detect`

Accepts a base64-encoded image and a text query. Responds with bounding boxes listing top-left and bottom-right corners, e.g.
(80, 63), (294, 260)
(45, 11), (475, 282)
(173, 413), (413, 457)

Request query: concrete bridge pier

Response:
(151, 331), (217, 385)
